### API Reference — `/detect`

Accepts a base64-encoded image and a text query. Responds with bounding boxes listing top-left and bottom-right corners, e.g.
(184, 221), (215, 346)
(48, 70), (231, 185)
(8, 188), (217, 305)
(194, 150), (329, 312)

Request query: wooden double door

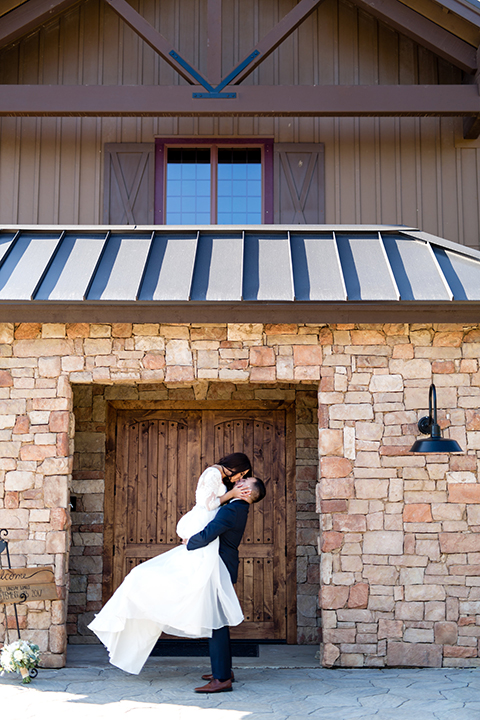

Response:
(105, 407), (295, 642)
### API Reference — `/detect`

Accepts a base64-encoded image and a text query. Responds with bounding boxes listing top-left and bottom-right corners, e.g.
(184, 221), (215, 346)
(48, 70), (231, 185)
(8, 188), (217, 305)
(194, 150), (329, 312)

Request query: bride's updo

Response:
(218, 452), (252, 490)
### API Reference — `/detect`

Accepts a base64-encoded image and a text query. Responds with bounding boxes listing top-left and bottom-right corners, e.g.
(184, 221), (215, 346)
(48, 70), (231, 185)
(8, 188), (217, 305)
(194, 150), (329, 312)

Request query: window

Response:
(103, 141), (325, 225)
(155, 139), (273, 224)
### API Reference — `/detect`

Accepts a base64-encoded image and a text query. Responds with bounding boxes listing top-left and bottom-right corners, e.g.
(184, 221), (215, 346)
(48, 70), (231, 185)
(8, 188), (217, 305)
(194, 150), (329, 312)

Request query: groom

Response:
(186, 475), (266, 693)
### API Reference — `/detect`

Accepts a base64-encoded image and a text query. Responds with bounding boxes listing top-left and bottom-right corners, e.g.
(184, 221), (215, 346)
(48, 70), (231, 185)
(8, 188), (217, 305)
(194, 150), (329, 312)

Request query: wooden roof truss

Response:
(1, 0), (480, 136)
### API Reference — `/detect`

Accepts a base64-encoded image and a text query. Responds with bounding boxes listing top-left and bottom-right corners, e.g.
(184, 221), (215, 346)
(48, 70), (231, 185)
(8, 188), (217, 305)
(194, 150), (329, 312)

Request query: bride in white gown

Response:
(88, 453), (252, 674)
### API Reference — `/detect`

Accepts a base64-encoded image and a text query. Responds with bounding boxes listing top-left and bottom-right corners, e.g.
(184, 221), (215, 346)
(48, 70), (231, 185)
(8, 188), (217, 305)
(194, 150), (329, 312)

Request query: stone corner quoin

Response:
(0, 321), (479, 668)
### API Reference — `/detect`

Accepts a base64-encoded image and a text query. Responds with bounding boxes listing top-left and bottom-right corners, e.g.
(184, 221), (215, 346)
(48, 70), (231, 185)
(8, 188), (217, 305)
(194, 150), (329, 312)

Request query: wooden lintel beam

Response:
(0, 301), (479, 324)
(350, 0), (477, 73)
(103, 0), (202, 86)
(231, 0), (327, 86)
(0, 83), (479, 117)
(0, 0), (80, 48)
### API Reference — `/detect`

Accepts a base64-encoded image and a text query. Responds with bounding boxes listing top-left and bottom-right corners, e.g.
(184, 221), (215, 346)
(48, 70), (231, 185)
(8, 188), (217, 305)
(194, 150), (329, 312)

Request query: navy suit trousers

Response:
(209, 626), (231, 681)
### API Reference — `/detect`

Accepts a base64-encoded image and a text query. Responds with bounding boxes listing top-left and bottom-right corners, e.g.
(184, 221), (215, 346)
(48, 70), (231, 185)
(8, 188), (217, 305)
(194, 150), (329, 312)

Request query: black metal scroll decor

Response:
(0, 529), (38, 680)
(0, 529), (23, 640)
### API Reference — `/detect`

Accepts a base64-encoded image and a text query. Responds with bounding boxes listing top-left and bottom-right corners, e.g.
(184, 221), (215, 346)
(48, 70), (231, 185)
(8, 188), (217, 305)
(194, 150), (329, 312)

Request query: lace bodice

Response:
(195, 466), (226, 511)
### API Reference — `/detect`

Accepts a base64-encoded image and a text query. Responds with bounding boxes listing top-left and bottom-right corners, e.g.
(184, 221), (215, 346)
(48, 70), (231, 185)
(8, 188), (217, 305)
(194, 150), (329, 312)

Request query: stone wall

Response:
(0, 320), (479, 668)
(319, 323), (480, 668)
(69, 382), (320, 645)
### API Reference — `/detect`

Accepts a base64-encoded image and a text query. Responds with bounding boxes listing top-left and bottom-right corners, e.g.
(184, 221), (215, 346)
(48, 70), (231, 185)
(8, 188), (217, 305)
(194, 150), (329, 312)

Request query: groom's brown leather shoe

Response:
(201, 671), (235, 682)
(194, 678), (233, 693)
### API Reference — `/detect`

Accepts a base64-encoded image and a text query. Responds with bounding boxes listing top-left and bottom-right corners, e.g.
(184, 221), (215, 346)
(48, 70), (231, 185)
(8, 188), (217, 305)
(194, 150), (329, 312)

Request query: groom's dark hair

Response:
(248, 477), (266, 504)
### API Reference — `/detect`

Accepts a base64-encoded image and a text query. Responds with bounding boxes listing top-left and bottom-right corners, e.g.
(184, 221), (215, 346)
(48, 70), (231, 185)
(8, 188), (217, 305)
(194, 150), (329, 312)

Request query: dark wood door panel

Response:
(107, 407), (294, 642)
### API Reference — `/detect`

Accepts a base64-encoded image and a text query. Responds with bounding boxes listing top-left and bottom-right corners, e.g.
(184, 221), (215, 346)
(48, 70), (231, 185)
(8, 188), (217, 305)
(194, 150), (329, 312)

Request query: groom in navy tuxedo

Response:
(186, 476), (266, 693)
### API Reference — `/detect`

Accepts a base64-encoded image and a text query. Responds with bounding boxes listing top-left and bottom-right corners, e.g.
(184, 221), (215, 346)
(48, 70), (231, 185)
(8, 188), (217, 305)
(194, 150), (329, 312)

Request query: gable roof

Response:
(1, 0), (479, 71)
(0, 225), (479, 324)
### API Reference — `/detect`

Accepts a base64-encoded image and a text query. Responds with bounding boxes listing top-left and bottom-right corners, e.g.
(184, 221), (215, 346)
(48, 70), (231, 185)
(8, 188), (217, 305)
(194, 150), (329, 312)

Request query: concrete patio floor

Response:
(0, 644), (478, 720)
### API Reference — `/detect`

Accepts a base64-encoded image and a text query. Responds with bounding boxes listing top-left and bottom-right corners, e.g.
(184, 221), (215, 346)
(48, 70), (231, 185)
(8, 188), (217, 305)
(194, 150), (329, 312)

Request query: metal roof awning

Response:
(1, 225), (480, 323)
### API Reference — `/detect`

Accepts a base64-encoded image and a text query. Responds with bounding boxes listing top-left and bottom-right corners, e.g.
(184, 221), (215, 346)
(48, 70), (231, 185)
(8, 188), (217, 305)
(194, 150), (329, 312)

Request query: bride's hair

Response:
(218, 452), (252, 490)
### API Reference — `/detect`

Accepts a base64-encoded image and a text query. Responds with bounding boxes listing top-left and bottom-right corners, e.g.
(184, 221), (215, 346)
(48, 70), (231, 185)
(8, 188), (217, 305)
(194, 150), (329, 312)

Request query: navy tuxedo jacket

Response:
(186, 500), (249, 584)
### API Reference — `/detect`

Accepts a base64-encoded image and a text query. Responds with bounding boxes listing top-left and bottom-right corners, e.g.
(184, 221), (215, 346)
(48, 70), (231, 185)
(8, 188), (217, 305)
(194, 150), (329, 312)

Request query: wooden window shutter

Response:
(274, 143), (325, 224)
(103, 143), (155, 224)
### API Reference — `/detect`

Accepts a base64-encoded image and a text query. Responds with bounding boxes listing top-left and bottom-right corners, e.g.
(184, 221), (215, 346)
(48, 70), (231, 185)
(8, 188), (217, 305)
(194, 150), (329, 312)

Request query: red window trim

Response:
(154, 137), (274, 225)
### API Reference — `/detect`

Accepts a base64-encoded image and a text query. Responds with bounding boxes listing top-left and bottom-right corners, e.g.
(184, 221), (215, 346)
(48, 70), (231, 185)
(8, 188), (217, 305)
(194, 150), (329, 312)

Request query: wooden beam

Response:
(431, 0), (480, 29)
(0, 1), (29, 19)
(0, 83), (479, 117)
(0, 0), (80, 48)
(463, 46), (480, 138)
(231, 0), (327, 86)
(0, 300), (479, 324)
(103, 0), (203, 86)
(349, 0), (477, 73)
(207, 0), (222, 85)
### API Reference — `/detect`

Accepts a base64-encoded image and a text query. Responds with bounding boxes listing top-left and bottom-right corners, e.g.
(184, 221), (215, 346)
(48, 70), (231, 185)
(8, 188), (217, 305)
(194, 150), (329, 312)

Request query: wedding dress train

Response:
(88, 468), (244, 674)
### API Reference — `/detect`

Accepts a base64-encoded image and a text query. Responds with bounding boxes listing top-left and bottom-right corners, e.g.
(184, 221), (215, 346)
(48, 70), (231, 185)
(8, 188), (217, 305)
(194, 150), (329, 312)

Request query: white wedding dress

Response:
(88, 467), (244, 674)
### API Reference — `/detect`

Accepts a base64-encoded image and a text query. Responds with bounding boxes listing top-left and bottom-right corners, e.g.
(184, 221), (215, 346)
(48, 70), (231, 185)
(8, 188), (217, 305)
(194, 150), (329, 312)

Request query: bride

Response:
(88, 452), (253, 674)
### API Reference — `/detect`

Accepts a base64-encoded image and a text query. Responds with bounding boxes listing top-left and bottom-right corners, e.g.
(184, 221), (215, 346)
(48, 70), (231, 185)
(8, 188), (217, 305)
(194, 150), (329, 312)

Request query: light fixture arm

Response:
(410, 382), (462, 453)
(418, 383), (441, 438)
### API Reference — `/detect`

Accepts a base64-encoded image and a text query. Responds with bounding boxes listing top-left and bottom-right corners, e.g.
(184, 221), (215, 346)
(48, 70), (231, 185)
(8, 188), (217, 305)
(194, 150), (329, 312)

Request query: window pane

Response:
(217, 148), (262, 224)
(166, 148), (211, 224)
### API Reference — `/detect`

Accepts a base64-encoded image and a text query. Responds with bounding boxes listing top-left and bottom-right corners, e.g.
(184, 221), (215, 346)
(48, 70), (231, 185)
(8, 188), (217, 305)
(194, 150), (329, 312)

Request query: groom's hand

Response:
(181, 538), (188, 545)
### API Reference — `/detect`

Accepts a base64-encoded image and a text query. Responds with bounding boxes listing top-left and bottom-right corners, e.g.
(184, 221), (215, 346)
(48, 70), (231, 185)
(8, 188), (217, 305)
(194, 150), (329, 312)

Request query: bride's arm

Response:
(220, 483), (251, 504)
(195, 466), (224, 511)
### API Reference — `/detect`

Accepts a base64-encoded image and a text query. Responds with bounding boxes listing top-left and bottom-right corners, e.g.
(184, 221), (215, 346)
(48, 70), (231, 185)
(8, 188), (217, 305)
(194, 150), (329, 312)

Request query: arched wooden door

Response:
(104, 407), (295, 642)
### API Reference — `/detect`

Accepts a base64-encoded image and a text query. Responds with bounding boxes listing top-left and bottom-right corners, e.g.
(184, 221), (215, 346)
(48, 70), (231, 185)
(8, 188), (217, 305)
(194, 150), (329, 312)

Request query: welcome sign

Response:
(0, 567), (57, 604)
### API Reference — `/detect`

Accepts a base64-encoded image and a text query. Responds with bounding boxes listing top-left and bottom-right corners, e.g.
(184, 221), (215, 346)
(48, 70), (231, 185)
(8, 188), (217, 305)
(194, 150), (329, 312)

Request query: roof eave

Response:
(2, 300), (480, 324)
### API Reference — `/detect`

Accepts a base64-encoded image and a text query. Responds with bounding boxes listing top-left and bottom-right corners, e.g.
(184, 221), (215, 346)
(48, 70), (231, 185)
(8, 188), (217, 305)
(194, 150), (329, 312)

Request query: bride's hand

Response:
(230, 482), (251, 500)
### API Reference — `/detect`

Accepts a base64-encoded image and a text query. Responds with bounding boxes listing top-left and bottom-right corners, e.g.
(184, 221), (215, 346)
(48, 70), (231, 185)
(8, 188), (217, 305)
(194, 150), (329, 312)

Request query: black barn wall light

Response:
(409, 383), (462, 453)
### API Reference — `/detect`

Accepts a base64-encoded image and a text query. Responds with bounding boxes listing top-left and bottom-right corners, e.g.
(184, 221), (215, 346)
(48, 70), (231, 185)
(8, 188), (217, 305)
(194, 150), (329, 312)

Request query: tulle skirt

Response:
(88, 504), (243, 674)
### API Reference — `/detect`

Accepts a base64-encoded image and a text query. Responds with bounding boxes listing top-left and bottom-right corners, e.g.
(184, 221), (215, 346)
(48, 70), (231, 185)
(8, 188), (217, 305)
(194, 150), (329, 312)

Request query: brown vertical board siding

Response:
(358, 10), (377, 85)
(459, 148), (480, 247)
(1, 0), (479, 248)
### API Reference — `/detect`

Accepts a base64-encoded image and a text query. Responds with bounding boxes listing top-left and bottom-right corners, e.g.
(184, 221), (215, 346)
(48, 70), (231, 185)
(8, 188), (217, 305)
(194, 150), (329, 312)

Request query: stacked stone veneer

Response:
(319, 323), (480, 668)
(69, 382), (319, 645)
(0, 320), (479, 668)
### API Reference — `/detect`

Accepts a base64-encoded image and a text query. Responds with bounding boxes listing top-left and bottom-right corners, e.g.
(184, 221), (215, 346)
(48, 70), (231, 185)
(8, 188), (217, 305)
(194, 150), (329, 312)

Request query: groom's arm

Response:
(186, 503), (237, 551)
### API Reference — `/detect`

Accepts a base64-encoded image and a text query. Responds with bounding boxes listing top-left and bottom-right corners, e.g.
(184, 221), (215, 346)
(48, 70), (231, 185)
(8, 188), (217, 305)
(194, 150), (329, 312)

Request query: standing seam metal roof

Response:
(1, 225), (480, 306)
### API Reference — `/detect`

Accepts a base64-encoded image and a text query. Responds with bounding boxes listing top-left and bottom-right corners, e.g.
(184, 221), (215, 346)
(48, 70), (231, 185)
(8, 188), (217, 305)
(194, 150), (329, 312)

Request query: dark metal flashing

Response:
(1, 224), (480, 323)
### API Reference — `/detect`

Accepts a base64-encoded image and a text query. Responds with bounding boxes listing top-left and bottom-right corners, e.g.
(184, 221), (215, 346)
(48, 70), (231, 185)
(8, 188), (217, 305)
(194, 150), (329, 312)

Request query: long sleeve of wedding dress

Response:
(88, 466), (242, 675)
